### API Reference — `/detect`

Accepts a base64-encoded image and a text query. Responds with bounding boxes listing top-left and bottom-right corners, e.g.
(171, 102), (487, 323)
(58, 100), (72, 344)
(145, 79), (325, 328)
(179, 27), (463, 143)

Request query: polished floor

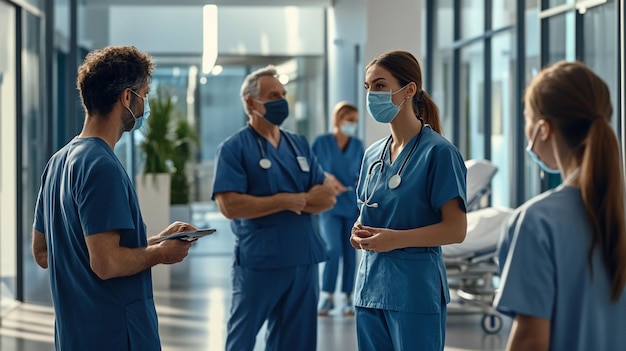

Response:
(0, 204), (511, 351)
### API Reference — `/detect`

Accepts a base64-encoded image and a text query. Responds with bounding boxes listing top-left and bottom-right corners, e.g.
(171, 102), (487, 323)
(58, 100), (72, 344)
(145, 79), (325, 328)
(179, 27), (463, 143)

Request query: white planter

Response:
(135, 173), (171, 290)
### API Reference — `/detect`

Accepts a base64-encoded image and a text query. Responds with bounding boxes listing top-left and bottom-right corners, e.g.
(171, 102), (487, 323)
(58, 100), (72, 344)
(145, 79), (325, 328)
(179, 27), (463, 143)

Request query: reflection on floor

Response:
(0, 203), (511, 351)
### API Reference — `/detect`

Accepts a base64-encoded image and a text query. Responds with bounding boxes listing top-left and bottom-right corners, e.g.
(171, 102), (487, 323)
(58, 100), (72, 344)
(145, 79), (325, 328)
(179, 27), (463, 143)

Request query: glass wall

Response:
(431, 0), (453, 139)
(459, 42), (485, 161)
(429, 0), (620, 207)
(583, 1), (618, 131)
(490, 32), (516, 206)
(21, 9), (48, 305)
(537, 0), (618, 191)
(0, 0), (18, 315)
(432, 0), (518, 208)
(524, 0), (542, 200)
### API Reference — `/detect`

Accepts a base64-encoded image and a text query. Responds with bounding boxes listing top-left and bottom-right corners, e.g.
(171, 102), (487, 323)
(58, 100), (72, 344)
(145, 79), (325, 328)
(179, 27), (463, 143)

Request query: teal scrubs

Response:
(495, 185), (626, 350)
(312, 133), (364, 294)
(212, 126), (327, 351)
(354, 126), (467, 351)
(33, 137), (159, 351)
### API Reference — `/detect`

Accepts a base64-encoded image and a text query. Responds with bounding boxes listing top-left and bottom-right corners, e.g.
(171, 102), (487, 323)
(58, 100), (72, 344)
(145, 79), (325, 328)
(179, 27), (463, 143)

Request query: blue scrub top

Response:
(33, 137), (159, 351)
(495, 185), (626, 350)
(354, 126), (467, 314)
(212, 126), (328, 269)
(311, 133), (364, 218)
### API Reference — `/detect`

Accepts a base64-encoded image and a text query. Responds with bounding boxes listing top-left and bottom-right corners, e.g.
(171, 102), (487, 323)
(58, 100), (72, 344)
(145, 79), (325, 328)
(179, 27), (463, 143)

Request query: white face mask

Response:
(340, 122), (358, 136)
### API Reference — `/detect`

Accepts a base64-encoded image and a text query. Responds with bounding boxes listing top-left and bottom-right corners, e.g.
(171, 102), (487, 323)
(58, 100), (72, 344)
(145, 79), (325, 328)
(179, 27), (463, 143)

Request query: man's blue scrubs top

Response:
(495, 185), (626, 350)
(33, 137), (159, 351)
(212, 126), (327, 269)
(354, 126), (467, 313)
(312, 133), (364, 219)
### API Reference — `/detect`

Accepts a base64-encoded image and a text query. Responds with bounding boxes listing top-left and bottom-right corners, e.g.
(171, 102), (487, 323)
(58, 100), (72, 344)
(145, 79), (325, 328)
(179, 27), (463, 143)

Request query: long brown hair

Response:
(366, 50), (442, 134)
(525, 61), (626, 301)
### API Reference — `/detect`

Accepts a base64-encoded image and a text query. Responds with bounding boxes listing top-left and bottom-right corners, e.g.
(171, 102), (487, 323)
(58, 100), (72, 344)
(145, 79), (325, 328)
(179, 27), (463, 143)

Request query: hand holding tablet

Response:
(154, 228), (217, 243)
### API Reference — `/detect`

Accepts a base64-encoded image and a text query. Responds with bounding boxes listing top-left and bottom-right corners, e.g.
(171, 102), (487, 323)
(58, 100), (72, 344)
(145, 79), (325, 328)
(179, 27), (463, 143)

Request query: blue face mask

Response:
(526, 123), (560, 174)
(125, 90), (151, 132)
(254, 98), (289, 126)
(366, 85), (408, 123)
(340, 122), (358, 136)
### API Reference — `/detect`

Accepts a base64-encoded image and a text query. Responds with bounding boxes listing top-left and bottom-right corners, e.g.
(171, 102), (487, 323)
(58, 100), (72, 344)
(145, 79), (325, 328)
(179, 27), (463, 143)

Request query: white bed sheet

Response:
(443, 207), (513, 258)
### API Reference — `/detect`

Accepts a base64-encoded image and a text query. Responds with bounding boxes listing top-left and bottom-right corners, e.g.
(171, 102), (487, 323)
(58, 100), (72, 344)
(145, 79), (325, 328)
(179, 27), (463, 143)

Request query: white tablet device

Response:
(154, 228), (217, 243)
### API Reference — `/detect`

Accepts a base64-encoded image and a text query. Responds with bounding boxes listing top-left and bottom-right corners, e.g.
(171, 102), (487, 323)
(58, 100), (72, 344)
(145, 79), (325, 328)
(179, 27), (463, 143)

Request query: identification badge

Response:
(297, 156), (310, 172)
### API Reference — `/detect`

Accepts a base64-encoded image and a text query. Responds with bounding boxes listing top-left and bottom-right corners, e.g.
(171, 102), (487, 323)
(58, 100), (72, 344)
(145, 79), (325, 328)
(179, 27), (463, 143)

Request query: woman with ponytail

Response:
(494, 61), (626, 350)
(350, 50), (467, 350)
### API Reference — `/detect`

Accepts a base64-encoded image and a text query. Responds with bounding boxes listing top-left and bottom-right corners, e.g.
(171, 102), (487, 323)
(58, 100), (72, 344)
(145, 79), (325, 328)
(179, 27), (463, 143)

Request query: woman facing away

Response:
(312, 102), (364, 316)
(494, 61), (626, 350)
(350, 50), (467, 351)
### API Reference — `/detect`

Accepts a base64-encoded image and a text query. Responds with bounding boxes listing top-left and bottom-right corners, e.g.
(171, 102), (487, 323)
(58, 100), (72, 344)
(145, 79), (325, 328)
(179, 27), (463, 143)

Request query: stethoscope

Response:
(357, 118), (426, 209)
(248, 124), (306, 171)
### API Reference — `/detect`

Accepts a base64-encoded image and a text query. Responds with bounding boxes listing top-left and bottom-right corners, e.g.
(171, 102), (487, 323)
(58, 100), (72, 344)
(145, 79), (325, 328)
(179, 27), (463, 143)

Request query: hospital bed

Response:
(444, 159), (513, 334)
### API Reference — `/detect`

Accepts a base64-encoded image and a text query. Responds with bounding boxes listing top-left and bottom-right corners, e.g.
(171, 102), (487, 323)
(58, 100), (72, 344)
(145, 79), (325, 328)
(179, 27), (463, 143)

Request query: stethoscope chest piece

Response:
(259, 158), (272, 170)
(388, 174), (401, 189)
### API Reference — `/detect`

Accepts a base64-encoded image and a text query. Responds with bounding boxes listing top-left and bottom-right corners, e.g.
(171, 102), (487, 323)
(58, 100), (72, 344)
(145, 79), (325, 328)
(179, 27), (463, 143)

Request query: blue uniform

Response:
(312, 133), (364, 294)
(212, 126), (327, 351)
(495, 185), (626, 350)
(354, 126), (466, 351)
(33, 137), (159, 351)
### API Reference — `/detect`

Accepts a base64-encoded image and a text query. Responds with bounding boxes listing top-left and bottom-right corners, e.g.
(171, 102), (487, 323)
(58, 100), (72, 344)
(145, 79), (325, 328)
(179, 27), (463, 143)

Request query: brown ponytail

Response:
(417, 90), (442, 134)
(526, 61), (626, 301)
(580, 118), (626, 301)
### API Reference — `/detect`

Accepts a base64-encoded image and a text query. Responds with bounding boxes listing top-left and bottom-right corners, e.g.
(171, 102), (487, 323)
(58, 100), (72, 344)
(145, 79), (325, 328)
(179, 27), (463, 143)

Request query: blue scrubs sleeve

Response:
(76, 157), (134, 236)
(212, 141), (248, 197)
(494, 208), (555, 319)
(33, 169), (47, 233)
(428, 145), (467, 212)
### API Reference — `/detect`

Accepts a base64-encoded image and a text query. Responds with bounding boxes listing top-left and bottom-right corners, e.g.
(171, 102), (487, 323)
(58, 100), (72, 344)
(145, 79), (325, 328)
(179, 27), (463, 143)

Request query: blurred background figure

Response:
(312, 102), (364, 317)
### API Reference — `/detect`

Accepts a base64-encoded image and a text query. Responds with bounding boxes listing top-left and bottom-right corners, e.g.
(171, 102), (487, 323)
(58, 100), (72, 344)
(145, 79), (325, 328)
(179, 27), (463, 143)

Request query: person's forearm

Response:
(303, 182), (336, 214)
(32, 230), (48, 269)
(395, 219), (466, 247)
(506, 316), (550, 351)
(90, 245), (162, 280)
(216, 192), (289, 219)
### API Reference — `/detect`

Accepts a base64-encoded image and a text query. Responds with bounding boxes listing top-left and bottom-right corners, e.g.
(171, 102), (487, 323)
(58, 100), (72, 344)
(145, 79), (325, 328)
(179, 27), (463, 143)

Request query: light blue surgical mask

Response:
(125, 90), (151, 132)
(526, 123), (560, 174)
(366, 85), (408, 123)
(340, 122), (358, 136)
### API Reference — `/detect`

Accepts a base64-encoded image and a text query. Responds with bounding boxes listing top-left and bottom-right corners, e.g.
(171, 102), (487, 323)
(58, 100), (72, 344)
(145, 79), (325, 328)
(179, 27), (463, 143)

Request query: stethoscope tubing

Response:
(358, 119), (426, 208)
(248, 124), (302, 168)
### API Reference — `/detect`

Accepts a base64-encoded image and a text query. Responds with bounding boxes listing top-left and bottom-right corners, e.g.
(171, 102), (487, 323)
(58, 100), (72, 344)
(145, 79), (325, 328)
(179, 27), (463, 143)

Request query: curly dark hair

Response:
(76, 45), (155, 116)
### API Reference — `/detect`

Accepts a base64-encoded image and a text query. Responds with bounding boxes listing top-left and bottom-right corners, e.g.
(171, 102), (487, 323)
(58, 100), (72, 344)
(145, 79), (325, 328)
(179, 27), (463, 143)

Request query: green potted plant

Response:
(137, 86), (199, 223)
(170, 117), (199, 205)
(142, 87), (175, 175)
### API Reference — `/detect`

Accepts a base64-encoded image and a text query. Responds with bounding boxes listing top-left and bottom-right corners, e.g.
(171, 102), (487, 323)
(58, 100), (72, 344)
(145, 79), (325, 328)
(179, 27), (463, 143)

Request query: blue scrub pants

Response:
(319, 214), (356, 294)
(225, 264), (319, 351)
(355, 305), (447, 351)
